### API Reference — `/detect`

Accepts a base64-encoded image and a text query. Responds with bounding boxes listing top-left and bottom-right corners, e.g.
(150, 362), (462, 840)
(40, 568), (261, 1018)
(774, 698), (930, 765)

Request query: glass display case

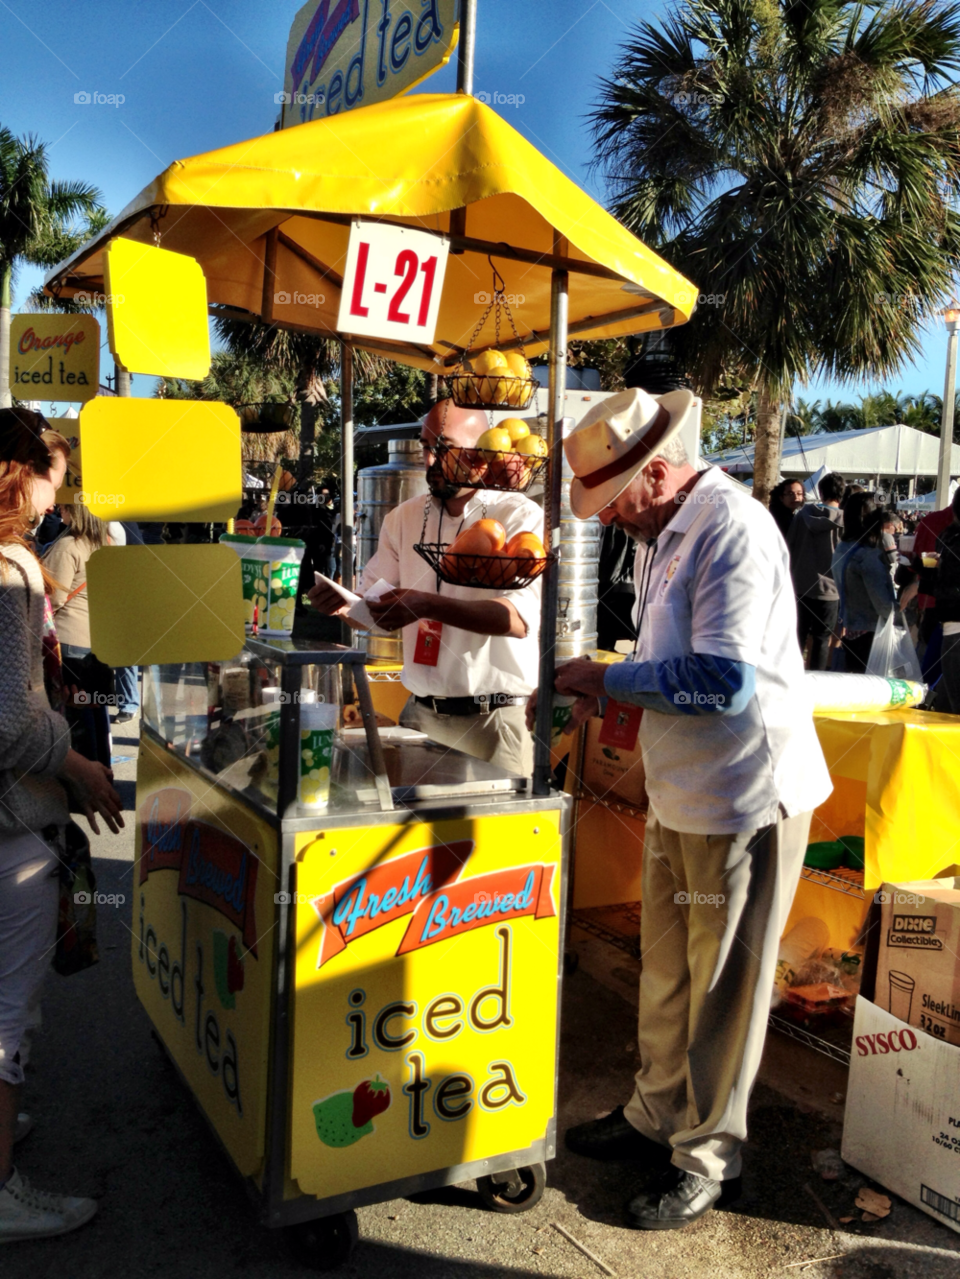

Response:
(141, 638), (528, 825)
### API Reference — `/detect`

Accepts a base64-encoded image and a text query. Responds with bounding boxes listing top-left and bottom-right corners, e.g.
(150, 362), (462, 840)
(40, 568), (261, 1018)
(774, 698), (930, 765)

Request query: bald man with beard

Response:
(309, 403), (544, 774)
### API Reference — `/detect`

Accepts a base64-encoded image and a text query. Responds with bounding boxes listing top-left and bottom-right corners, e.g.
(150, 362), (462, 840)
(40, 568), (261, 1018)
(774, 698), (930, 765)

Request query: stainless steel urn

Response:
(356, 438), (429, 660)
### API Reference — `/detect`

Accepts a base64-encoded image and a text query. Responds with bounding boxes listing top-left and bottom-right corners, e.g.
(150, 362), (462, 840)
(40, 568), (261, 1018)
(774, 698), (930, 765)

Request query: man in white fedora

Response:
(553, 387), (832, 1229)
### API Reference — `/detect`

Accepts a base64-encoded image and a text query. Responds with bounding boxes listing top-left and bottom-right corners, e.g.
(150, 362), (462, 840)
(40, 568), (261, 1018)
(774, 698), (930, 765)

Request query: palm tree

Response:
(859, 389), (900, 428)
(784, 396), (821, 436)
(0, 127), (102, 405)
(590, 0), (960, 504)
(895, 389), (943, 432)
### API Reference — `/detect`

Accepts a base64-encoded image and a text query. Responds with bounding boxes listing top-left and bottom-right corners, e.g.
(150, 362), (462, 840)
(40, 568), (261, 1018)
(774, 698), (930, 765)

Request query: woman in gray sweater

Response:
(0, 410), (123, 1243)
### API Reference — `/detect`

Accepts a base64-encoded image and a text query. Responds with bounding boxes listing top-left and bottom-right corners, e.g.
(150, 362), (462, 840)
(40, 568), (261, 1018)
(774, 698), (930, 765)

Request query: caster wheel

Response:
(286, 1210), (359, 1271)
(477, 1163), (546, 1213)
(563, 949), (579, 977)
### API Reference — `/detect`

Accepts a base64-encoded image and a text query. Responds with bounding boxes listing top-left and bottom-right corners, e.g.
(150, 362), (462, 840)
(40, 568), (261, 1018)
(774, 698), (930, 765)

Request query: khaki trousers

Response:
(401, 699), (534, 776)
(624, 808), (812, 1181)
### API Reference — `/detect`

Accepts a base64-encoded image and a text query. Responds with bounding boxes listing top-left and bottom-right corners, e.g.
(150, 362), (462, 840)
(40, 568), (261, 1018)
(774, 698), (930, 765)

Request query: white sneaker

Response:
(0, 1167), (98, 1242)
(14, 1115), (33, 1145)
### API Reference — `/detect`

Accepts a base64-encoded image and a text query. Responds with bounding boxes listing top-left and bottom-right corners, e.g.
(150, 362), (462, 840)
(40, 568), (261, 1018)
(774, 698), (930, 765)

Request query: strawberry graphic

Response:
(227, 936), (245, 996)
(352, 1075), (391, 1128)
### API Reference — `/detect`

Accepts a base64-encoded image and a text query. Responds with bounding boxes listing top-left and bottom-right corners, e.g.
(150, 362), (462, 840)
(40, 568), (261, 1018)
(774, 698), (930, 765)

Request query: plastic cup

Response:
(299, 690), (338, 811)
(922, 552), (940, 569)
(220, 534), (305, 635)
(888, 970), (916, 1022)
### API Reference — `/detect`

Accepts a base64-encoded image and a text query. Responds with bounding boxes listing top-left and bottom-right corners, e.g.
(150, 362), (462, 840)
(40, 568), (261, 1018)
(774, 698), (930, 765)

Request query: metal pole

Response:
(532, 268), (568, 798)
(340, 341), (355, 594)
(457, 0), (477, 96)
(938, 321), (958, 509)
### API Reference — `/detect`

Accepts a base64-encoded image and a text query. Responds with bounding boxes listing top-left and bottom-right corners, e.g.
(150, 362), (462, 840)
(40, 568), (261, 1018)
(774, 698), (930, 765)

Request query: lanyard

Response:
(632, 538), (658, 662)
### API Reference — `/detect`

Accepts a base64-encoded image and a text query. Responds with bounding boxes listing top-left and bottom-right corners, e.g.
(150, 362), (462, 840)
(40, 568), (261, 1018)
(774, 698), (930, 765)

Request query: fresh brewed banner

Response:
(309, 844), (556, 967)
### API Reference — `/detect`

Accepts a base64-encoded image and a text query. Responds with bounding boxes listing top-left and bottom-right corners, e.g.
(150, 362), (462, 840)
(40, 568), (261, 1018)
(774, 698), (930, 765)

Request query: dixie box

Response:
(843, 996), (960, 1235)
(874, 878), (960, 1047)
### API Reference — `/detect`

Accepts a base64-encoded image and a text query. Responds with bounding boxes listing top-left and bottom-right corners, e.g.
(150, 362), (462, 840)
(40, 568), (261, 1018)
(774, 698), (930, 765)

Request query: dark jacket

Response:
(787, 503), (844, 601)
(841, 545), (897, 631)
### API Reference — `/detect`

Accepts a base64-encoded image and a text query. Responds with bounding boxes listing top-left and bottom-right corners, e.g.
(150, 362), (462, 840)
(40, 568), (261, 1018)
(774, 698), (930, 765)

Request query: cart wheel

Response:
(477, 1163), (546, 1214)
(286, 1210), (358, 1271)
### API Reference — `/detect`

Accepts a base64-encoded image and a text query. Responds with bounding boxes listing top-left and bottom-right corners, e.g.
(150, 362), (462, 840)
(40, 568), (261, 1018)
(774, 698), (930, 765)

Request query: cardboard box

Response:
(874, 878), (960, 1047)
(843, 996), (960, 1234)
(578, 715), (648, 811)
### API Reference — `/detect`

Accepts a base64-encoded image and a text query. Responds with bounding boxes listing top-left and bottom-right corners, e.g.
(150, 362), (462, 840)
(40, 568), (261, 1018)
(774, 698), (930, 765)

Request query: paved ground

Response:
(6, 717), (960, 1278)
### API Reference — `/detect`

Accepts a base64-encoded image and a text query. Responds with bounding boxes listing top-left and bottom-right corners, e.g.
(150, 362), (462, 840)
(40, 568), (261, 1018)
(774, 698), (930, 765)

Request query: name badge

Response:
(413, 619), (443, 666)
(598, 698), (643, 751)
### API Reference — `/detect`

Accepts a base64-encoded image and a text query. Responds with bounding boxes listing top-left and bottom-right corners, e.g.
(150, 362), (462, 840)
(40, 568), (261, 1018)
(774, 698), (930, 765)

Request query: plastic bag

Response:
(866, 611), (923, 683)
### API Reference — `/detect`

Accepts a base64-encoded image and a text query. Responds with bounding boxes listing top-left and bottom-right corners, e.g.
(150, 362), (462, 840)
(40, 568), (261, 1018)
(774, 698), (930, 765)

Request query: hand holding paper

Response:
(310, 572), (394, 635)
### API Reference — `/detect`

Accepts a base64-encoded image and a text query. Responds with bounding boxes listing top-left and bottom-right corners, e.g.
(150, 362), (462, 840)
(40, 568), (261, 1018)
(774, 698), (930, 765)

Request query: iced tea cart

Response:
(135, 639), (570, 1266)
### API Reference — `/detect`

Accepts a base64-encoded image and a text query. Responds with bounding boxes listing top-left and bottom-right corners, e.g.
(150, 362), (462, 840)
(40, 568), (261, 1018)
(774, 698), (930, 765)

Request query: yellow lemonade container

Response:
(220, 534), (305, 635)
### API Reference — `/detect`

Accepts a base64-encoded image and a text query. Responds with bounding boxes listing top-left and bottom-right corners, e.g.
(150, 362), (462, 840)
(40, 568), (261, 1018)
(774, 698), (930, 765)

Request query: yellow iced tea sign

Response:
(79, 396), (241, 523)
(282, 0), (459, 126)
(104, 238), (212, 380)
(289, 813), (563, 1199)
(87, 544), (245, 666)
(10, 314), (100, 402)
(133, 740), (279, 1178)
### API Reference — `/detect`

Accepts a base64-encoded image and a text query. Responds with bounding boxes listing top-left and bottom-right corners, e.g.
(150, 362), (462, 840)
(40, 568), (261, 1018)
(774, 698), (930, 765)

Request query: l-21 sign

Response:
(337, 221), (449, 346)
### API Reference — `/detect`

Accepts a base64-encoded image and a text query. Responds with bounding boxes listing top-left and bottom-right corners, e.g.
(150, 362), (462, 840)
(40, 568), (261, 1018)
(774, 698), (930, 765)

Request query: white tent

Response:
(706, 424), (960, 485)
(898, 482), (957, 510)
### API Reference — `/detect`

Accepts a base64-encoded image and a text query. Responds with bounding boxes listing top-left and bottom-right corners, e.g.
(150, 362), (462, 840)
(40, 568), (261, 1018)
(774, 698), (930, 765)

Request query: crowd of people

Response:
(772, 472), (960, 710)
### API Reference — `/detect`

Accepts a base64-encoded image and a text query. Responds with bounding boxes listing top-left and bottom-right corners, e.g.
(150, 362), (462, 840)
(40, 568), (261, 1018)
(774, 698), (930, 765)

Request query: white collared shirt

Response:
(361, 492), (543, 698)
(630, 467), (832, 834)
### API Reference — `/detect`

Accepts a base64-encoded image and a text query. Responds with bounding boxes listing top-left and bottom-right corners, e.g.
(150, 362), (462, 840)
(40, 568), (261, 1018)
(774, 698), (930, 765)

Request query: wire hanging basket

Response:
(432, 440), (549, 494)
(414, 543), (553, 592)
(446, 371), (538, 412)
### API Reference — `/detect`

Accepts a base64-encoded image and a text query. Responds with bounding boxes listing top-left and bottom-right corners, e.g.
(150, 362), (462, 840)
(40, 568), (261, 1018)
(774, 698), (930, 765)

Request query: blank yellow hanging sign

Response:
(87, 544), (245, 666)
(104, 238), (212, 379)
(79, 397), (241, 522)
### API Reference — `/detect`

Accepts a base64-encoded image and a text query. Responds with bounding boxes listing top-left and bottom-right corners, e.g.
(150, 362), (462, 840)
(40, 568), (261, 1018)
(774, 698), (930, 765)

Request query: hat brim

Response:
(569, 389), (697, 519)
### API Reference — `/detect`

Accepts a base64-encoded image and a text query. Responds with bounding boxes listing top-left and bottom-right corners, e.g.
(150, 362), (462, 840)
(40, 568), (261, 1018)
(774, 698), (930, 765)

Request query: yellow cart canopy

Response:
(46, 94), (696, 370)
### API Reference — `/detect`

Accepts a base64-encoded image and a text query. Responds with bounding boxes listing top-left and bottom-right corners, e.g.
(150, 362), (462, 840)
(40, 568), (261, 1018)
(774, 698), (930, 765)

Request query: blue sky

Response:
(1, 0), (952, 410)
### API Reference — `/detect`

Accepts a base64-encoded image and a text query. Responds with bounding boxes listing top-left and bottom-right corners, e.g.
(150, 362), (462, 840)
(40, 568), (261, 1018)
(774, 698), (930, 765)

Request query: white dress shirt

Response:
(627, 467), (832, 834)
(361, 491), (543, 699)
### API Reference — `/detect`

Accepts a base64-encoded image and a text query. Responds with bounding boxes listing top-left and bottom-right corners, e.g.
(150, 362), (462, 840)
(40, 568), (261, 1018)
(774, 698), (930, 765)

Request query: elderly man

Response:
(554, 388), (832, 1229)
(309, 402), (542, 774)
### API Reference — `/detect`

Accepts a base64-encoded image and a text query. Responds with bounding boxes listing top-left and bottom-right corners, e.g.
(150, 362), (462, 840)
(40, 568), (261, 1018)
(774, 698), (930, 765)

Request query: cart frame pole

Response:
(533, 267), (569, 797)
(457, 0), (478, 96)
(340, 341), (356, 603)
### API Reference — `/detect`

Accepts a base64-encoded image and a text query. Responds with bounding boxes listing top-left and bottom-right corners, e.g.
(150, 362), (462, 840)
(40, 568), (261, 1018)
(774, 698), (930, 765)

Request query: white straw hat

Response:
(563, 387), (696, 519)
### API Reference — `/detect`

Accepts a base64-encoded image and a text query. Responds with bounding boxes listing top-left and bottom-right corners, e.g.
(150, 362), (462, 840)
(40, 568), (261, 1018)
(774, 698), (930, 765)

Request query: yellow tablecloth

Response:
(814, 709), (960, 890)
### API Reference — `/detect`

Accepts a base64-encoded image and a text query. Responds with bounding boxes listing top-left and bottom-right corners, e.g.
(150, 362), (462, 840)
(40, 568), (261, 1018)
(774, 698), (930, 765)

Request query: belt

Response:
(415, 694), (526, 717)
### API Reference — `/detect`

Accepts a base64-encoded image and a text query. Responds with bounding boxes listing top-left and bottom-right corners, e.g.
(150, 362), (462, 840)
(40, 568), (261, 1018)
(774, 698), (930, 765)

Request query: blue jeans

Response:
(113, 665), (140, 715)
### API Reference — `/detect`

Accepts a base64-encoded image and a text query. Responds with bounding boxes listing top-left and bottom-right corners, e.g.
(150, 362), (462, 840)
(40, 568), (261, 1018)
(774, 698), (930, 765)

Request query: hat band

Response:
(579, 405), (671, 491)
